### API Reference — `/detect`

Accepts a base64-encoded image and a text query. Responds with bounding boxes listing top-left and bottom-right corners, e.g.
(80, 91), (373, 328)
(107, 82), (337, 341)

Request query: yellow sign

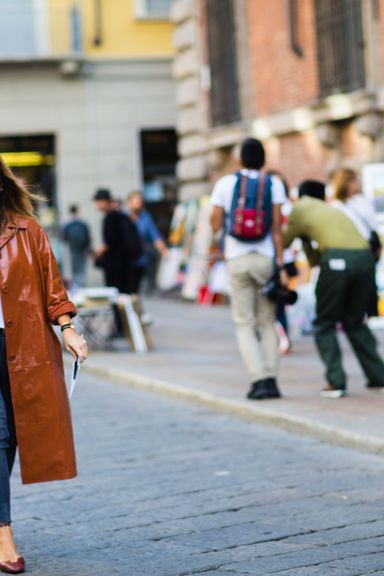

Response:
(1, 152), (55, 167)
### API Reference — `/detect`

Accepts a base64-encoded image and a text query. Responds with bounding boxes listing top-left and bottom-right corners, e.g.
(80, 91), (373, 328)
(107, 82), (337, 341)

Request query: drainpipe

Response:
(288, 0), (304, 58)
(93, 0), (102, 46)
(70, 1), (83, 54)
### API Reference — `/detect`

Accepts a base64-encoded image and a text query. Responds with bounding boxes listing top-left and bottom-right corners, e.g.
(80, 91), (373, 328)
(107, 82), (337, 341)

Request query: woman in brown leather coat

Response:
(0, 156), (88, 573)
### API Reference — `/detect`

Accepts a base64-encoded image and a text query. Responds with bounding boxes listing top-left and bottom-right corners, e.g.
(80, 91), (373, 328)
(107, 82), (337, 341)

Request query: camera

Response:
(261, 276), (298, 306)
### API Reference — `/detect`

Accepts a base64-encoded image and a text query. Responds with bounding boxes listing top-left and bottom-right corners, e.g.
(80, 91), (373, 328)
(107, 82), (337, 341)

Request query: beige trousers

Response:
(227, 252), (278, 383)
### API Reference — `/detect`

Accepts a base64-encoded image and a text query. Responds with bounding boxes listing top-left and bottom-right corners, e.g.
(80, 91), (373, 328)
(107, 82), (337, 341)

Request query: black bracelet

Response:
(61, 322), (75, 332)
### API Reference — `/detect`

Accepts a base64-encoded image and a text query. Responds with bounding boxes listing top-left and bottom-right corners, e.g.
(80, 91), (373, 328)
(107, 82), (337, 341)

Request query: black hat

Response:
(298, 180), (326, 201)
(93, 188), (112, 201)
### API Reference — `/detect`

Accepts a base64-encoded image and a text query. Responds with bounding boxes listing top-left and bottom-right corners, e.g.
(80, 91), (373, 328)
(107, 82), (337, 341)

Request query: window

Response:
(0, 0), (35, 56)
(135, 0), (172, 19)
(0, 0), (50, 57)
(206, 0), (240, 127)
(315, 0), (365, 96)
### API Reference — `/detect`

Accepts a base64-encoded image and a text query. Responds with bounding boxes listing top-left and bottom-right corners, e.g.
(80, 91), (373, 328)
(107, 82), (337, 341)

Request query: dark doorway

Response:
(0, 134), (64, 267)
(139, 128), (178, 239)
(0, 134), (57, 225)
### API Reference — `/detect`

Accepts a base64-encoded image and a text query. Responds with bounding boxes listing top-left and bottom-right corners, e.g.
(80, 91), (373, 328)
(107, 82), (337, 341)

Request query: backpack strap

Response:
(238, 174), (248, 208)
(237, 171), (267, 210)
(257, 173), (266, 212)
(255, 173), (266, 232)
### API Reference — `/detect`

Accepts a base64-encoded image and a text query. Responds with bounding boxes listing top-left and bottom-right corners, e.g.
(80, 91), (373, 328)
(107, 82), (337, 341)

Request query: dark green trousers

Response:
(314, 249), (384, 390)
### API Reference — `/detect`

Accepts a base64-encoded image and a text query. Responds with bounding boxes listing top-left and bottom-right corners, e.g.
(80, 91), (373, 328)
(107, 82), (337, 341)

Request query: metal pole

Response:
(93, 0), (102, 46)
(288, 0), (304, 58)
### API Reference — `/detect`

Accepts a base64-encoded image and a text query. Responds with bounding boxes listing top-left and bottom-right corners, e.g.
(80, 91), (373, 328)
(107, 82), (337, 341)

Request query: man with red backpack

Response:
(211, 138), (287, 400)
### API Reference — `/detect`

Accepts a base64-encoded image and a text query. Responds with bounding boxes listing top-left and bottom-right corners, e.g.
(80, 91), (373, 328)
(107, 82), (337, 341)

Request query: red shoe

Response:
(0, 557), (25, 574)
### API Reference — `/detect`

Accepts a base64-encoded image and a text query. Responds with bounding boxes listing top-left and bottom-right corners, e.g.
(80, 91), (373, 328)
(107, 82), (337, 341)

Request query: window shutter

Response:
(206, 0), (240, 127)
(315, 0), (365, 96)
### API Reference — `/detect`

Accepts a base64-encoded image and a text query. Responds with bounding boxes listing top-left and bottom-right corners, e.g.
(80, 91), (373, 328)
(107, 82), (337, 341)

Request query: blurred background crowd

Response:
(1, 0), (384, 334)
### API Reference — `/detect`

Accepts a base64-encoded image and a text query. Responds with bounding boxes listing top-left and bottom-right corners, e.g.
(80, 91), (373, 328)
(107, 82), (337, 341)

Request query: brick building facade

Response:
(172, 0), (384, 196)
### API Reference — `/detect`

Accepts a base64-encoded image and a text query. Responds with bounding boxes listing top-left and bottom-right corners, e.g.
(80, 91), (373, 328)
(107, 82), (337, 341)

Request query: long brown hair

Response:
(332, 168), (358, 202)
(0, 155), (42, 231)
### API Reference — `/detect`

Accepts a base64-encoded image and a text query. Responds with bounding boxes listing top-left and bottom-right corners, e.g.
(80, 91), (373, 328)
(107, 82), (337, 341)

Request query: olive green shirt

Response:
(284, 197), (369, 253)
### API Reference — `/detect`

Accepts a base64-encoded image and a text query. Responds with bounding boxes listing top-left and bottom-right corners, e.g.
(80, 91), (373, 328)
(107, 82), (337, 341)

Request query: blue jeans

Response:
(276, 302), (289, 336)
(70, 250), (87, 289)
(0, 331), (17, 523)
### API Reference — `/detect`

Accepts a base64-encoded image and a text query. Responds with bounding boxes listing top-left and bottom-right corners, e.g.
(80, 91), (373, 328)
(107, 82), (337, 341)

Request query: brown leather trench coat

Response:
(0, 215), (77, 484)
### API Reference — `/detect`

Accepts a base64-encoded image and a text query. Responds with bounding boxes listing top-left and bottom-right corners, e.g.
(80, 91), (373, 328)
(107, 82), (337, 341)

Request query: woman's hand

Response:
(63, 330), (88, 363)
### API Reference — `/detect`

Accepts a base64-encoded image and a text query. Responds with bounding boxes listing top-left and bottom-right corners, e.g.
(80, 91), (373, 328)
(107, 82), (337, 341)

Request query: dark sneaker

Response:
(247, 380), (269, 400)
(366, 383), (384, 395)
(247, 378), (281, 400)
(366, 382), (384, 389)
(264, 377), (282, 399)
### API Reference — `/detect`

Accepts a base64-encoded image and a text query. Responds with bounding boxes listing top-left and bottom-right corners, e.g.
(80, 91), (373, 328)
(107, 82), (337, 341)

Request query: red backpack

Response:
(229, 172), (272, 242)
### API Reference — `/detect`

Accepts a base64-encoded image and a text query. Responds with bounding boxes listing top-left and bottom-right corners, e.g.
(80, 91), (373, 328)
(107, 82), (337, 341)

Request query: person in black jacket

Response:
(93, 189), (143, 294)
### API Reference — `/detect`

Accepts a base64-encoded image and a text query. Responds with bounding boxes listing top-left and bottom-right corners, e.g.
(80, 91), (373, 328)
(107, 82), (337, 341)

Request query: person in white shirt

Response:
(332, 168), (382, 317)
(210, 138), (287, 400)
(332, 168), (378, 236)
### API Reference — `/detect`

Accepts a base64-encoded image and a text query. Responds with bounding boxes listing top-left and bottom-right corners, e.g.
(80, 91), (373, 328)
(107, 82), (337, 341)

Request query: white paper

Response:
(329, 259), (346, 271)
(69, 357), (81, 399)
(121, 295), (148, 354)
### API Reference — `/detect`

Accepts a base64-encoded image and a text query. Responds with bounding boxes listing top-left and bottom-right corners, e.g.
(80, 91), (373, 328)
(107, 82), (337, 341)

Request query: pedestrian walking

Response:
(268, 171), (297, 354)
(126, 191), (168, 294)
(210, 138), (287, 400)
(285, 180), (384, 398)
(93, 189), (143, 294)
(0, 156), (88, 573)
(332, 168), (382, 317)
(62, 204), (91, 289)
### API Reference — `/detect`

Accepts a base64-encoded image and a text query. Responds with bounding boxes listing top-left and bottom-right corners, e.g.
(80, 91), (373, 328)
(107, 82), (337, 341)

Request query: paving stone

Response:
(8, 372), (384, 575)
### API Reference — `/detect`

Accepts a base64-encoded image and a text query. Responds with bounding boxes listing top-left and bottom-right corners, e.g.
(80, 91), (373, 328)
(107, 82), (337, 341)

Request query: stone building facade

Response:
(172, 0), (384, 195)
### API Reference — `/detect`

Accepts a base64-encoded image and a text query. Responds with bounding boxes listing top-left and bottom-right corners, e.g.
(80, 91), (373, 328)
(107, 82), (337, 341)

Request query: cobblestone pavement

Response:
(11, 372), (384, 575)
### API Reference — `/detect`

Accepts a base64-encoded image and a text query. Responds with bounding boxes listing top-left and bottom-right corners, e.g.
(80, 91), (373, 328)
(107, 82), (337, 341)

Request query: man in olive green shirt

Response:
(285, 180), (384, 398)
